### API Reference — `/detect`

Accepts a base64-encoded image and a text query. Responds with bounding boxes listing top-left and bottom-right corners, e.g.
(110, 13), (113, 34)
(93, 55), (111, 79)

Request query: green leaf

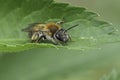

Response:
(0, 0), (119, 52)
(0, 43), (120, 80)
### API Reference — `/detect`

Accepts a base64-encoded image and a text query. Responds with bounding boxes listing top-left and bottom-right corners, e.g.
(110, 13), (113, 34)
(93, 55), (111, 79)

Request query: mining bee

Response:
(22, 21), (78, 45)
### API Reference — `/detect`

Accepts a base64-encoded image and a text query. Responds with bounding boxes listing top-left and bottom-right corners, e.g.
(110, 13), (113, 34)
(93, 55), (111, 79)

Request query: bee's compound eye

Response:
(55, 29), (69, 43)
(56, 33), (59, 38)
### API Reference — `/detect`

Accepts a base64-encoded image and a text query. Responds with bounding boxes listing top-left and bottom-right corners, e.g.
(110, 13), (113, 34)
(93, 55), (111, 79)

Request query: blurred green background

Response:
(0, 0), (120, 80)
(57, 0), (120, 27)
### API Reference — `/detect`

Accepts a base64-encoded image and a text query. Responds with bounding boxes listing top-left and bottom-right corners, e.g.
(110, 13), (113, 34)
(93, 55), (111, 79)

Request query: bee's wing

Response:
(22, 23), (41, 32)
(21, 28), (30, 32)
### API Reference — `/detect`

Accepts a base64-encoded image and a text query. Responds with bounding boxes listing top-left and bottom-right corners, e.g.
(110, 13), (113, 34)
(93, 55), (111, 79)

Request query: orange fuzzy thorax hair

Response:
(46, 23), (61, 35)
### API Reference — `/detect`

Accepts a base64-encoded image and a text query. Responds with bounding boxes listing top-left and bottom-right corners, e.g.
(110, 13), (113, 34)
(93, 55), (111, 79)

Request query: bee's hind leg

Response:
(30, 31), (44, 43)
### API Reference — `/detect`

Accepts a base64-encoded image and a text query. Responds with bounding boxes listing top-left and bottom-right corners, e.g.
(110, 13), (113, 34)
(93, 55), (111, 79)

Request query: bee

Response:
(22, 21), (78, 45)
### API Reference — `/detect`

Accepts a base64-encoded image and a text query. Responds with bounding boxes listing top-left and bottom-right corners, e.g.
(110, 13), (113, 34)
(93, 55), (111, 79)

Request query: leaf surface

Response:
(0, 0), (119, 52)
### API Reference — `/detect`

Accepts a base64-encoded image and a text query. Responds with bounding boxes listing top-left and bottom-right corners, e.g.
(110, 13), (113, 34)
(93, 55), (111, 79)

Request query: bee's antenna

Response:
(66, 24), (79, 31)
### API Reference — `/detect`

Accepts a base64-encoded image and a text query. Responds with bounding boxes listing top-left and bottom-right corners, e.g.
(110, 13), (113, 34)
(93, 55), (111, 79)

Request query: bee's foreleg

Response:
(68, 34), (72, 41)
(37, 35), (46, 43)
(51, 36), (61, 45)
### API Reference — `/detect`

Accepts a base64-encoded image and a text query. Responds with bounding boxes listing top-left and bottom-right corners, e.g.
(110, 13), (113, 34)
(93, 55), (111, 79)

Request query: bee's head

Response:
(55, 29), (69, 43)
(55, 24), (79, 43)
